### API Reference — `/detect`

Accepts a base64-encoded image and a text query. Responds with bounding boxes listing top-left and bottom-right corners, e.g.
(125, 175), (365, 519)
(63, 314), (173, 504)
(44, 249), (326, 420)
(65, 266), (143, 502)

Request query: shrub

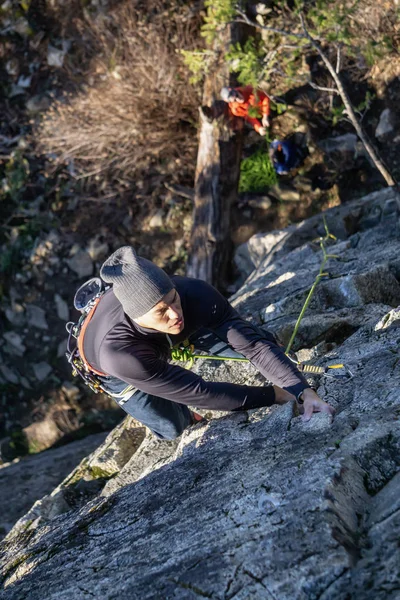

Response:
(37, 0), (202, 189)
(226, 37), (266, 88)
(239, 144), (277, 193)
(201, 0), (238, 45)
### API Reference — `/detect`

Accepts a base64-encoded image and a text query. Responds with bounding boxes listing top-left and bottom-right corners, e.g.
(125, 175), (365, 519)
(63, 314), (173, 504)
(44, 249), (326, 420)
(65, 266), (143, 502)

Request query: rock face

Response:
(1, 188), (400, 599)
(4, 418), (146, 544)
(0, 434), (107, 541)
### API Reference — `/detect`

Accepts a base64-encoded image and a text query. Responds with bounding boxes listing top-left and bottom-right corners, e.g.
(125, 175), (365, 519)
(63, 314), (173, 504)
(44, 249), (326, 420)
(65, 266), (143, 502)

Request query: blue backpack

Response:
(270, 139), (301, 174)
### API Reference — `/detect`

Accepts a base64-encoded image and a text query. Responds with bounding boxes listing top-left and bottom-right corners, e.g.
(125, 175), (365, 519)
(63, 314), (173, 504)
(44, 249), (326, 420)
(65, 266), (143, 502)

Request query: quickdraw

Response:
(297, 362), (352, 379)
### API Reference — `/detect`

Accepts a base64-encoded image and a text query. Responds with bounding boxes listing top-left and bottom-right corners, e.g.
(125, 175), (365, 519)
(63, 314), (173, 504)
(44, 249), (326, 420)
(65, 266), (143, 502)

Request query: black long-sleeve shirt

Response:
(83, 276), (309, 411)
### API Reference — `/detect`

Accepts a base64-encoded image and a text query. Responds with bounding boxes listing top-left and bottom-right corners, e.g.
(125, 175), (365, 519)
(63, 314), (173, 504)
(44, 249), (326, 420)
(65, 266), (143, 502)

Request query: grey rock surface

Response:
(25, 95), (51, 113)
(5, 418), (145, 543)
(66, 249), (93, 278)
(234, 186), (398, 281)
(0, 365), (20, 385)
(102, 430), (180, 497)
(269, 183), (300, 202)
(57, 338), (68, 358)
(1, 189), (400, 599)
(86, 235), (109, 262)
(0, 434), (107, 540)
(54, 294), (69, 321)
(148, 208), (165, 229)
(375, 108), (395, 139)
(47, 44), (66, 68)
(4, 306), (25, 327)
(32, 362), (52, 382)
(318, 133), (366, 159)
(26, 305), (48, 330)
(2, 332), (26, 357)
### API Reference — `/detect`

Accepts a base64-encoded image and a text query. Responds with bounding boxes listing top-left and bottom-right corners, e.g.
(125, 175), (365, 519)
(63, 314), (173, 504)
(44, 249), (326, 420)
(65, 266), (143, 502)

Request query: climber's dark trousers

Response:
(112, 328), (245, 440)
(117, 391), (192, 440)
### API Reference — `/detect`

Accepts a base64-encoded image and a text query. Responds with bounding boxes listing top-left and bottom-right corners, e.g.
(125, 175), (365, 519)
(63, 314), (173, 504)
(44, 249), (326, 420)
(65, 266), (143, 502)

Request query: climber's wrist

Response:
(297, 387), (322, 405)
(296, 387), (313, 405)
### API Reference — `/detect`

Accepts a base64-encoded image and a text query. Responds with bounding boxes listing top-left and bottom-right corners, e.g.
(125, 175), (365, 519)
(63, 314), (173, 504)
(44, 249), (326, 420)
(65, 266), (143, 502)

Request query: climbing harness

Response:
(66, 278), (108, 393)
(65, 278), (136, 400)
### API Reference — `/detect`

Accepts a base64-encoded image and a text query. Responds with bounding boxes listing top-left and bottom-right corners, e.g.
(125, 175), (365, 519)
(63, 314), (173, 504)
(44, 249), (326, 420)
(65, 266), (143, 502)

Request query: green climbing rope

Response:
(170, 345), (249, 369)
(284, 216), (338, 355)
(170, 343), (345, 375)
(170, 218), (346, 376)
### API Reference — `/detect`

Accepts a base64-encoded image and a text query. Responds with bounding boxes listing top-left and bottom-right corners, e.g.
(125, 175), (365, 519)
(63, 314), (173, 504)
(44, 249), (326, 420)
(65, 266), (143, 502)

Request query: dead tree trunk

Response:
(186, 24), (248, 290)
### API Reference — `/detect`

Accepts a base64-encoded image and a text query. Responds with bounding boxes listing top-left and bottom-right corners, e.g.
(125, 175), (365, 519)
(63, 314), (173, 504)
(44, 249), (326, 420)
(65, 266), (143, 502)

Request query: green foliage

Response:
(356, 91), (375, 114)
(0, 221), (40, 276)
(201, 0), (238, 45)
(271, 100), (288, 115)
(181, 0), (242, 83)
(329, 91), (375, 125)
(0, 152), (34, 277)
(180, 49), (213, 85)
(284, 60), (298, 79)
(305, 0), (393, 69)
(2, 152), (30, 203)
(330, 103), (345, 126)
(239, 146), (277, 193)
(307, 0), (358, 43)
(363, 40), (385, 67)
(247, 104), (262, 119)
(226, 37), (266, 88)
(7, 429), (29, 458)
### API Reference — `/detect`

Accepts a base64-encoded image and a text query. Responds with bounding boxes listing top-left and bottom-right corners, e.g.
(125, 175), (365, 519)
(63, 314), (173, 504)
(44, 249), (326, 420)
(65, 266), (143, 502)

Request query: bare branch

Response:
(235, 9), (306, 40)
(335, 45), (341, 74)
(299, 12), (396, 187)
(164, 182), (194, 200)
(0, 134), (21, 146)
(309, 82), (340, 94)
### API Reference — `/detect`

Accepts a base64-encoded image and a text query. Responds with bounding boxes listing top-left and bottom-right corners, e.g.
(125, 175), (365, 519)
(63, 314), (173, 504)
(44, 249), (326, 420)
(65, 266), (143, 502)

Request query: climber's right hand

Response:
(300, 388), (335, 422)
(262, 115), (270, 128)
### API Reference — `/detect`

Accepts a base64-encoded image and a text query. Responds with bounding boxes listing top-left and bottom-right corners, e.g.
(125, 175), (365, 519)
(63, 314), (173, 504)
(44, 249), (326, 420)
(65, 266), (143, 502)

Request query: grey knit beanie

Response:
(100, 246), (174, 319)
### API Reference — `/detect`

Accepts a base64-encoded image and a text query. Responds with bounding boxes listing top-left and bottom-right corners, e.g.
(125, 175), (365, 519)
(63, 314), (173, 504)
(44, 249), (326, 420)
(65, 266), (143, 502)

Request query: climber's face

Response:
(133, 288), (184, 334)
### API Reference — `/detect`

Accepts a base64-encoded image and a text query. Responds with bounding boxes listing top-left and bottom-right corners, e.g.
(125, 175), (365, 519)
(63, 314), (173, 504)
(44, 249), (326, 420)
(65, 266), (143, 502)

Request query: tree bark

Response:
(186, 23), (248, 290)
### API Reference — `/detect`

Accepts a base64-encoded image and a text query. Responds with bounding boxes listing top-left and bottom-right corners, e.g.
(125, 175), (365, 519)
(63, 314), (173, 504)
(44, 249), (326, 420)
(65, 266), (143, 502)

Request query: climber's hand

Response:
(258, 126), (267, 136)
(300, 388), (335, 422)
(262, 115), (270, 128)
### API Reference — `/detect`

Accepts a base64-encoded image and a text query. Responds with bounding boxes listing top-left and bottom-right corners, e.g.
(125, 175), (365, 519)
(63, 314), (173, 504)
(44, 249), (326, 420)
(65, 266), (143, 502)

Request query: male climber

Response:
(76, 246), (334, 440)
(221, 85), (271, 136)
